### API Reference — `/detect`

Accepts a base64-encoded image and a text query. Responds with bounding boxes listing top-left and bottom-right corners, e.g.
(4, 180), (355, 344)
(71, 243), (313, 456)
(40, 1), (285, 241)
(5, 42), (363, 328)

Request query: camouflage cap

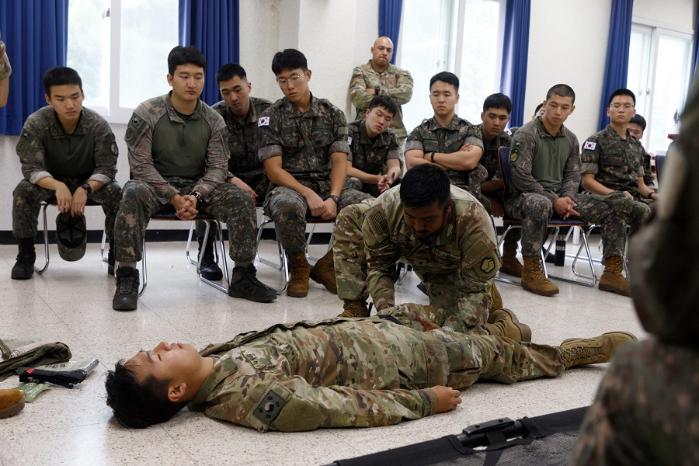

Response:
(55, 213), (87, 262)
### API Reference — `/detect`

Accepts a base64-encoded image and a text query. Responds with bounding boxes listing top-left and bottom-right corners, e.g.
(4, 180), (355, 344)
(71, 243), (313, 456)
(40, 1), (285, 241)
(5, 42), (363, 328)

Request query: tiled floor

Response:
(0, 240), (644, 466)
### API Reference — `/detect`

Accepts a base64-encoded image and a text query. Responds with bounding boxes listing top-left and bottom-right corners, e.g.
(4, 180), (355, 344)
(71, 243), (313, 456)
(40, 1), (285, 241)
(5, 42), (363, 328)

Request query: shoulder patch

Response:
(124, 113), (148, 147)
(254, 390), (287, 425)
(480, 257), (496, 274)
(583, 140), (597, 151)
(258, 116), (270, 127)
(16, 129), (33, 154)
(510, 142), (520, 162)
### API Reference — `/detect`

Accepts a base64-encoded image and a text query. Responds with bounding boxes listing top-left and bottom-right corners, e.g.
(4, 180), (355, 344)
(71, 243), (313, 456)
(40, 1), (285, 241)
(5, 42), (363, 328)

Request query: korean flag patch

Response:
(348, 135), (353, 145)
(583, 140), (597, 151)
(258, 116), (270, 127)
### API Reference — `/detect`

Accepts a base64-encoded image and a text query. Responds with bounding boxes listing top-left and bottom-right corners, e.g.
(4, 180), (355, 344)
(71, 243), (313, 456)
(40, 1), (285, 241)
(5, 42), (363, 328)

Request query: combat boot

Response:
(287, 253), (311, 297)
(198, 232), (223, 281)
(490, 283), (503, 310)
(338, 299), (370, 318)
(521, 255), (559, 297)
(0, 388), (25, 419)
(228, 264), (277, 303)
(11, 238), (36, 280)
(309, 249), (337, 294)
(499, 237), (523, 277)
(485, 308), (532, 342)
(112, 266), (139, 311)
(598, 256), (631, 297)
(559, 332), (637, 369)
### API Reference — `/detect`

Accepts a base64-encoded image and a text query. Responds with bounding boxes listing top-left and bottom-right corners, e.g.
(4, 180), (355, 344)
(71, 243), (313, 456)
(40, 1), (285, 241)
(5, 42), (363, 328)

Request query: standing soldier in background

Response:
(0, 30), (11, 107)
(349, 36), (413, 152)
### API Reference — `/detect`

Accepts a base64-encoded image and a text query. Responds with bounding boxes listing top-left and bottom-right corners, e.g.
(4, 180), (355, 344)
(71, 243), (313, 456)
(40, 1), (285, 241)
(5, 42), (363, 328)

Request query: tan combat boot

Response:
(0, 388), (25, 419)
(338, 299), (370, 318)
(485, 308), (532, 342)
(559, 332), (637, 369)
(521, 256), (559, 297)
(499, 237), (523, 277)
(309, 249), (337, 294)
(598, 256), (631, 297)
(490, 283), (503, 310)
(287, 253), (311, 297)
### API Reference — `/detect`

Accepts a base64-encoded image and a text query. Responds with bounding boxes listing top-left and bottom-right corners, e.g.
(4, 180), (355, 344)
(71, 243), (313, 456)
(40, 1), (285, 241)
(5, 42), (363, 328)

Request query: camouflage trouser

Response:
(483, 189), (521, 243)
(114, 180), (257, 264)
(12, 179), (122, 241)
(506, 192), (632, 258)
(627, 195), (653, 235)
(571, 340), (699, 466)
(263, 180), (372, 255)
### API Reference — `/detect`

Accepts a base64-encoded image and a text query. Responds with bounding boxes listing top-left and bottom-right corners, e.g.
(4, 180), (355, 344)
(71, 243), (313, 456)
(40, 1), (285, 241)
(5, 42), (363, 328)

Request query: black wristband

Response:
(328, 194), (340, 204)
(81, 183), (92, 194)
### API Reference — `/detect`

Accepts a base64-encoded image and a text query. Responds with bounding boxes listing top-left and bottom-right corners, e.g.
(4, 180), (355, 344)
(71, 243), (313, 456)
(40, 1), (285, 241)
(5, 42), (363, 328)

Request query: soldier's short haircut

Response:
(400, 164), (451, 208)
(546, 84), (576, 103)
(483, 93), (512, 113)
(167, 46), (206, 75)
(105, 361), (188, 429)
(216, 63), (247, 83)
(366, 95), (397, 116)
(629, 114), (647, 131)
(429, 72), (459, 91)
(608, 88), (636, 106)
(271, 49), (308, 75)
(43, 67), (82, 96)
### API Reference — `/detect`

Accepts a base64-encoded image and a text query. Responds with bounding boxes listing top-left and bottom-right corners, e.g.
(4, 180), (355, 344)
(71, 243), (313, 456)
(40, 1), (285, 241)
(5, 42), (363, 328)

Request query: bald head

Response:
(371, 36), (394, 70)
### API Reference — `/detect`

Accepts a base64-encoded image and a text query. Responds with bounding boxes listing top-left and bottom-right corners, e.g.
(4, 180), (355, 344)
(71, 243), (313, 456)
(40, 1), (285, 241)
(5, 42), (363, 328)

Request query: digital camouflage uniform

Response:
(258, 95), (371, 255)
(333, 185), (500, 333)
(405, 116), (489, 208)
(0, 34), (11, 81)
(478, 124), (514, 215)
(13, 107), (122, 241)
(347, 119), (401, 197)
(349, 61), (413, 145)
(572, 79), (699, 466)
(505, 118), (633, 258)
(115, 94), (257, 265)
(581, 124), (652, 233)
(190, 315), (564, 432)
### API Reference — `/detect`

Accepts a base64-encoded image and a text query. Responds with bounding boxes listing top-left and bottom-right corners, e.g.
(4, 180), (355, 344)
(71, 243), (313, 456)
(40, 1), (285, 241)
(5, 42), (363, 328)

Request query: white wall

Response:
(633, 0), (695, 33)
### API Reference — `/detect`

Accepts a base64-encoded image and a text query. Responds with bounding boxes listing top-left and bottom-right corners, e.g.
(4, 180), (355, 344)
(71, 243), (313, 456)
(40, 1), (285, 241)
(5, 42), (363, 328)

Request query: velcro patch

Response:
(583, 140), (597, 151)
(348, 135), (353, 145)
(254, 390), (286, 425)
(258, 116), (270, 127)
(480, 257), (496, 274)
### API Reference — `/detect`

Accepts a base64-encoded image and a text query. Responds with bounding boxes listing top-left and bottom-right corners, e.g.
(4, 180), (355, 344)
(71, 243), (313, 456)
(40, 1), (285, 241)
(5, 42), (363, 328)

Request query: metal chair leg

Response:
(139, 239), (148, 296)
(494, 224), (522, 286)
(35, 203), (50, 274)
(197, 221), (230, 294)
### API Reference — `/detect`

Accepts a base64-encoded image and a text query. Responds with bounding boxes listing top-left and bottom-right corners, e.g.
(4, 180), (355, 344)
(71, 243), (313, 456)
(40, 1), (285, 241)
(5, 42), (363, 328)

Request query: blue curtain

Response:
(179, 0), (240, 105)
(378, 0), (403, 64)
(499, 0), (530, 128)
(597, 0), (634, 130)
(0, 0), (68, 135)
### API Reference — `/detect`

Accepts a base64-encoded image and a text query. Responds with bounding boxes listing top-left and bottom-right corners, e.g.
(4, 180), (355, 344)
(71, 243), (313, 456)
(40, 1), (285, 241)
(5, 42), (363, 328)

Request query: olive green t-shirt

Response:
(151, 105), (211, 179)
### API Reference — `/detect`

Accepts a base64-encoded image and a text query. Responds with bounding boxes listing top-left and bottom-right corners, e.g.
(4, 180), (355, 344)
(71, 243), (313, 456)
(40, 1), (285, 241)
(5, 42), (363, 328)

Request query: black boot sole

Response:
(112, 299), (138, 311)
(227, 289), (277, 303)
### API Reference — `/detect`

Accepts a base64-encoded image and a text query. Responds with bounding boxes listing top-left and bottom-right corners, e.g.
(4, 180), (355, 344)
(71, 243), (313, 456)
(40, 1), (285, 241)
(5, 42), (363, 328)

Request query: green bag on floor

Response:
(0, 338), (71, 381)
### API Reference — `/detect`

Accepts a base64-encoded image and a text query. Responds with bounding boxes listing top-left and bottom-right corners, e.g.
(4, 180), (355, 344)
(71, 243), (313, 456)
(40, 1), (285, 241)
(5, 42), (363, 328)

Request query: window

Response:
(398, 0), (504, 132)
(627, 23), (693, 154)
(67, 0), (179, 123)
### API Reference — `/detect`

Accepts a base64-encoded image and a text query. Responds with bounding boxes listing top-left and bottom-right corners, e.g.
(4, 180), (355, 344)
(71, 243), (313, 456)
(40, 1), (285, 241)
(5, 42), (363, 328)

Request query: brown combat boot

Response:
(490, 283), (503, 310)
(499, 237), (523, 277)
(287, 253), (311, 297)
(309, 249), (337, 294)
(559, 332), (637, 369)
(0, 388), (25, 419)
(598, 256), (631, 297)
(338, 299), (370, 318)
(521, 255), (559, 297)
(485, 308), (532, 342)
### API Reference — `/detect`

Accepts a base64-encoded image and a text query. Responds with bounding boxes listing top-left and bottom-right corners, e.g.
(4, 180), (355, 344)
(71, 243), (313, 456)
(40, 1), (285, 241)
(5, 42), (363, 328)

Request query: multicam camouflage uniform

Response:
(12, 106), (122, 241)
(114, 94), (257, 265)
(190, 316), (564, 432)
(333, 185), (500, 333)
(505, 118), (633, 258)
(347, 119), (401, 196)
(348, 61), (413, 144)
(581, 125), (652, 233)
(257, 95), (371, 255)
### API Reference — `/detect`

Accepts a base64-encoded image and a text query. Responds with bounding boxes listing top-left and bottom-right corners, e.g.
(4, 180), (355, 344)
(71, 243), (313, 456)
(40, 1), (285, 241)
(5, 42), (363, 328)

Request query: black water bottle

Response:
(555, 240), (566, 266)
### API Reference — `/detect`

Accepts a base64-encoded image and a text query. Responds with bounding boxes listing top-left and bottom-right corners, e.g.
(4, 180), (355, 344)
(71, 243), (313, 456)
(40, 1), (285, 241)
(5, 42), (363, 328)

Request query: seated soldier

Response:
(106, 312), (635, 431)
(11, 67), (122, 279)
(334, 164), (504, 334)
(346, 95), (402, 197)
(195, 63), (273, 281)
(258, 49), (372, 298)
(404, 72), (488, 206)
(628, 114), (656, 188)
(111, 46), (276, 311)
(0, 31), (10, 107)
(506, 84), (635, 298)
(581, 89), (655, 234)
(477, 93), (522, 277)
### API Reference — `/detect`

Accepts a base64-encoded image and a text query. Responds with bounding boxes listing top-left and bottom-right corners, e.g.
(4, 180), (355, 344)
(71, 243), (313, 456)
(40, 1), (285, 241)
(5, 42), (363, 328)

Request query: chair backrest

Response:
(654, 154), (666, 188)
(498, 146), (513, 199)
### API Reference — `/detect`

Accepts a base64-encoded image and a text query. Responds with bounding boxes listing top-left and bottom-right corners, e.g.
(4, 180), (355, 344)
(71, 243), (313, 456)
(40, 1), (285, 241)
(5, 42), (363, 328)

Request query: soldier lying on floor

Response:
(105, 308), (635, 431)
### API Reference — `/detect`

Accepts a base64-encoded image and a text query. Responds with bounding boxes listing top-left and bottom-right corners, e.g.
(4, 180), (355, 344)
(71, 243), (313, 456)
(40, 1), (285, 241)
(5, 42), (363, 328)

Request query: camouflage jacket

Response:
(348, 119), (400, 175)
(212, 96), (271, 179)
(362, 185), (499, 312)
(16, 106), (118, 185)
(189, 317), (444, 432)
(509, 118), (581, 202)
(257, 94), (349, 183)
(581, 125), (645, 194)
(349, 61), (413, 139)
(478, 124), (512, 181)
(125, 93), (229, 203)
(0, 36), (11, 80)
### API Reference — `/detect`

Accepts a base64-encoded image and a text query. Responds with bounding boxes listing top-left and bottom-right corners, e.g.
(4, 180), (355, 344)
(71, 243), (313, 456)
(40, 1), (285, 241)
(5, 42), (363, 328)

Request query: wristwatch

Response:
(190, 191), (203, 204)
(81, 183), (92, 194)
(328, 194), (340, 204)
